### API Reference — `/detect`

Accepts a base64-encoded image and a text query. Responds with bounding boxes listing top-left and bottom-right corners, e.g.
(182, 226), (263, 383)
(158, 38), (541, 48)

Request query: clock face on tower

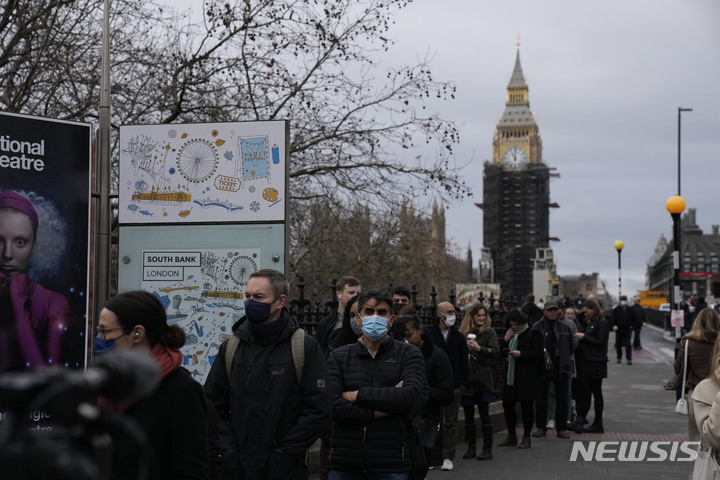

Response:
(502, 147), (527, 170)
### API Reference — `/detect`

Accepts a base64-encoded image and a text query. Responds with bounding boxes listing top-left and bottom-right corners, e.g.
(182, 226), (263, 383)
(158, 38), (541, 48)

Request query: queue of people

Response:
(86, 275), (625, 480)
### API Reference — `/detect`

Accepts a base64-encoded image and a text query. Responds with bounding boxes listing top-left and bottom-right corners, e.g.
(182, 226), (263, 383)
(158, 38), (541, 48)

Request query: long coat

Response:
(500, 327), (543, 402)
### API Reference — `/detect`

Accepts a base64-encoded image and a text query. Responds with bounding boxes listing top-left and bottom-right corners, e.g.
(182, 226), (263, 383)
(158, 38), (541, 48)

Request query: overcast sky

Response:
(379, 0), (720, 299)
(171, 0), (720, 300)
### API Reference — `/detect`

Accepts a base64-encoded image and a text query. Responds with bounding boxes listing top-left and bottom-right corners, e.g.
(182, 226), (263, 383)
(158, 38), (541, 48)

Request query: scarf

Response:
(97, 343), (182, 412)
(506, 323), (528, 386)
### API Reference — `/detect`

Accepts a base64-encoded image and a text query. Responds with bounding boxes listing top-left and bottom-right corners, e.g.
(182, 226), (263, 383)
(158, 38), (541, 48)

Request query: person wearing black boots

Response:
(459, 304), (500, 460)
(568, 299), (610, 434)
(498, 310), (543, 449)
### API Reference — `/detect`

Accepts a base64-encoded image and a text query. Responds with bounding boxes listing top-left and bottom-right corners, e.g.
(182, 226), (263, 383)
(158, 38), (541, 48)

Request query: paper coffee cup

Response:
(467, 334), (476, 340)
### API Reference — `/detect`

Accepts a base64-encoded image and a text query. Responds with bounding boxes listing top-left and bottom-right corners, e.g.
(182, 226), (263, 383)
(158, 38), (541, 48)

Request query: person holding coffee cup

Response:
(459, 303), (499, 460)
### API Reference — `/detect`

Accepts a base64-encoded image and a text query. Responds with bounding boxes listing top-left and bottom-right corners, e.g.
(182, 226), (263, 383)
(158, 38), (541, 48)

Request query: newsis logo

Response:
(569, 441), (699, 462)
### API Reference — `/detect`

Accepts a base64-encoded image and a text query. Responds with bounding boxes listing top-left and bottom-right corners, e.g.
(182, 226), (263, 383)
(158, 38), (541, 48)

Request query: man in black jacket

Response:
(204, 269), (332, 480)
(530, 301), (574, 439)
(429, 301), (468, 471)
(315, 276), (362, 355)
(327, 290), (428, 479)
(632, 295), (645, 350)
(610, 295), (635, 364)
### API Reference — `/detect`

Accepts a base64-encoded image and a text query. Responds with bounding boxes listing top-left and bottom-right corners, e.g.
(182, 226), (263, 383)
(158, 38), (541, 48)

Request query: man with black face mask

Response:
(204, 269), (332, 480)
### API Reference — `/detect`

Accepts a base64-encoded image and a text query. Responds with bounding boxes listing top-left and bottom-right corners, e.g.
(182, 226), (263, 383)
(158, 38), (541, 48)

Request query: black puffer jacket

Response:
(204, 310), (331, 480)
(327, 336), (428, 473)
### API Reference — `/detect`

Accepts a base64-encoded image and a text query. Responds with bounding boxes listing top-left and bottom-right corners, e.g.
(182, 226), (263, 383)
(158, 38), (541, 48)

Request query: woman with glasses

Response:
(458, 303), (499, 460)
(96, 290), (210, 480)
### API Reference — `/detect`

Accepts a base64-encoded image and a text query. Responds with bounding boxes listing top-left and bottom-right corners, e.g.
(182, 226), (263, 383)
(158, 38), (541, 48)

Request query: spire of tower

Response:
(508, 46), (527, 89)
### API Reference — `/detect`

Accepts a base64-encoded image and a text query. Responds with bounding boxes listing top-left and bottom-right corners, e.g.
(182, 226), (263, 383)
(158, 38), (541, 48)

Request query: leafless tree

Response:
(0, 0), (472, 290)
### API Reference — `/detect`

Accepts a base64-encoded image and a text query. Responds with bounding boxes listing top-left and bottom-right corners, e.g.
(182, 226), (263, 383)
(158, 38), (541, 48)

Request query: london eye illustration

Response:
(229, 256), (258, 286)
(176, 139), (219, 183)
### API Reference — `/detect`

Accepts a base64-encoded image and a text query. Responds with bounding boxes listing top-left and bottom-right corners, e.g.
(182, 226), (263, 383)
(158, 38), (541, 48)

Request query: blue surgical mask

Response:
(361, 315), (390, 341)
(245, 298), (276, 325)
(94, 331), (129, 354)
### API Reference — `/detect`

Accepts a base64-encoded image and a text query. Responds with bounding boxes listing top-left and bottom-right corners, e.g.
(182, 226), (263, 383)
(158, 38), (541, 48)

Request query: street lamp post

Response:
(614, 240), (624, 299)
(666, 195), (686, 343)
(678, 107), (693, 196)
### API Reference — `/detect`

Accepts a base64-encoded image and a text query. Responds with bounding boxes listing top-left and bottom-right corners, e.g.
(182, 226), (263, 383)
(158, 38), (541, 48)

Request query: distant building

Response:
(559, 273), (613, 310)
(476, 46), (559, 300)
(646, 208), (720, 300)
(532, 248), (559, 303)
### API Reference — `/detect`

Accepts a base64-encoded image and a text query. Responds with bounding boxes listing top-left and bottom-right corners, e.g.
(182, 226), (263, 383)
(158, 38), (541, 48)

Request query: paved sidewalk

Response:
(427, 325), (692, 479)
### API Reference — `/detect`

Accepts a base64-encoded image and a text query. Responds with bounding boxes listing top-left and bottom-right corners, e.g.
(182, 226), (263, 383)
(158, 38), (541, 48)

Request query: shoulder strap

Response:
(224, 328), (306, 385)
(681, 340), (689, 391)
(225, 335), (241, 383)
(291, 328), (305, 385)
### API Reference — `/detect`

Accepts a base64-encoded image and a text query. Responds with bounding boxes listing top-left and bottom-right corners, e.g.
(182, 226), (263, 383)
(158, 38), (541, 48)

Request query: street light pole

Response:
(678, 107), (693, 196)
(666, 196), (686, 344)
(614, 240), (624, 299)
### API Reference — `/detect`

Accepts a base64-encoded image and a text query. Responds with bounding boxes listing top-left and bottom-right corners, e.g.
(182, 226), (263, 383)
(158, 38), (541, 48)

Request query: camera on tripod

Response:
(0, 350), (160, 480)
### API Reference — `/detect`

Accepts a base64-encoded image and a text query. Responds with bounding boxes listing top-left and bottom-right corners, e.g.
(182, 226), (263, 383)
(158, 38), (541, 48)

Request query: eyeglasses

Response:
(96, 325), (125, 340)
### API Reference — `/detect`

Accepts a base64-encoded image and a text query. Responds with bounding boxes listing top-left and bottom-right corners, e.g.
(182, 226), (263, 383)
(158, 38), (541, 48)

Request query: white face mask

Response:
(444, 315), (456, 327)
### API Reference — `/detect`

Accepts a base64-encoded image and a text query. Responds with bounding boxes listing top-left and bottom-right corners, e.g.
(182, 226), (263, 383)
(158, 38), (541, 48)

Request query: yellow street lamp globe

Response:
(614, 240), (624, 252)
(666, 195), (686, 215)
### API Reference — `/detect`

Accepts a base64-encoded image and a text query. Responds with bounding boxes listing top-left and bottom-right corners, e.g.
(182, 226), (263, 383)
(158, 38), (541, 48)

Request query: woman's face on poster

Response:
(0, 208), (36, 277)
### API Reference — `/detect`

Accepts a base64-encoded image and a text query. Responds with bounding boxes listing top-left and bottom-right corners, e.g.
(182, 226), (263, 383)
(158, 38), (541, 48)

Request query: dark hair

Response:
(582, 299), (602, 322)
(249, 269), (289, 297)
(330, 296), (361, 350)
(336, 276), (360, 292)
(392, 286), (411, 299)
(357, 289), (393, 312)
(104, 290), (184, 348)
(396, 304), (422, 329)
(506, 309), (528, 326)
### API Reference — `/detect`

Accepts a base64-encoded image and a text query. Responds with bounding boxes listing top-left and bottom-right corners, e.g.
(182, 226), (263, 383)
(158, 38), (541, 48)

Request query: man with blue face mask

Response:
(327, 290), (429, 480)
(428, 301), (468, 471)
(204, 269), (332, 480)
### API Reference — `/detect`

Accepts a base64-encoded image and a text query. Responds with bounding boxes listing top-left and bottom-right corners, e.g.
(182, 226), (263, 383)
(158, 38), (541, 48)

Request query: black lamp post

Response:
(666, 195), (686, 343)
(614, 240), (624, 299)
(677, 107), (692, 195)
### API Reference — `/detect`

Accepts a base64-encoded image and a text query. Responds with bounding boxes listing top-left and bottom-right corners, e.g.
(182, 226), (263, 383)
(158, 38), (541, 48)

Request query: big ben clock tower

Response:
(479, 46), (553, 300)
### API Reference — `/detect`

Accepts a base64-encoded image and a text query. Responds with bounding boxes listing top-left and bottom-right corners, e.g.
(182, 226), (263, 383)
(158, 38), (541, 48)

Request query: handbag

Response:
(406, 422), (428, 468)
(413, 415), (439, 450)
(543, 348), (554, 377)
(675, 341), (689, 416)
(665, 340), (687, 390)
(692, 445), (720, 479)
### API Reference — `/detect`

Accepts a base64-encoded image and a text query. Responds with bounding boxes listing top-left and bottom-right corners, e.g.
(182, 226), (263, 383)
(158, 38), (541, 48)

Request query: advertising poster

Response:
(140, 248), (260, 383)
(118, 121), (287, 224)
(0, 112), (92, 374)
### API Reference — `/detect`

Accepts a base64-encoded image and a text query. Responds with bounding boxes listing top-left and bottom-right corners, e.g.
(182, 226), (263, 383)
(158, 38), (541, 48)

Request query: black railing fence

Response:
(288, 277), (516, 399)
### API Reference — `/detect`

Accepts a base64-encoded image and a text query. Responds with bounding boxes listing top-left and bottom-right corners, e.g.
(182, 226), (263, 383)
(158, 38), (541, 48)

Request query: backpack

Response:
(224, 328), (306, 384)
